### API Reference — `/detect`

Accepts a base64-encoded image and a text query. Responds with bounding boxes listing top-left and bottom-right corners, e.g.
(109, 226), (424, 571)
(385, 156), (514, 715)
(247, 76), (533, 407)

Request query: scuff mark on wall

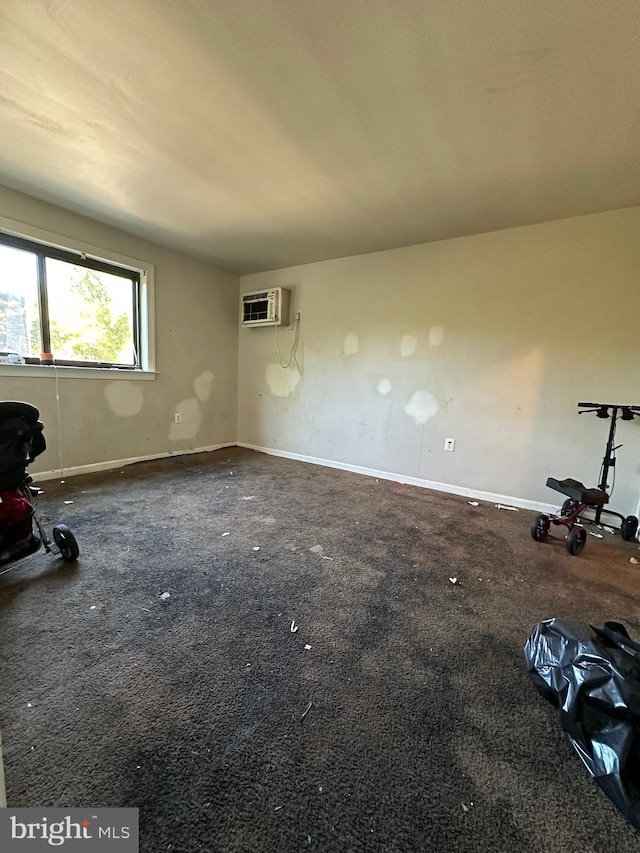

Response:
(104, 381), (144, 417)
(170, 397), (202, 441)
(343, 332), (359, 356)
(377, 378), (392, 395)
(194, 370), (215, 401)
(404, 390), (438, 425)
(400, 334), (418, 357)
(266, 364), (301, 398)
(429, 326), (445, 347)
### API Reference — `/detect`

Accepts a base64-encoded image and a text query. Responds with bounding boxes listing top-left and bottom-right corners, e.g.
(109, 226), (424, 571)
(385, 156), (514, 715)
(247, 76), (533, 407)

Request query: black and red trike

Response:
(531, 402), (640, 556)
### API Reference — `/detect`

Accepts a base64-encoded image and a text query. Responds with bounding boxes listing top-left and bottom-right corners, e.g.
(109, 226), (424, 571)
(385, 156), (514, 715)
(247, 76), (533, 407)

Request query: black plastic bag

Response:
(524, 617), (640, 830)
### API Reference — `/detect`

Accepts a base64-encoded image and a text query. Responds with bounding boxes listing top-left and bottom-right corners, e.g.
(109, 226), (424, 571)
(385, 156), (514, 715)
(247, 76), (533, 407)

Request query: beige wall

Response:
(0, 185), (239, 476)
(238, 207), (640, 515)
(4, 185), (639, 518)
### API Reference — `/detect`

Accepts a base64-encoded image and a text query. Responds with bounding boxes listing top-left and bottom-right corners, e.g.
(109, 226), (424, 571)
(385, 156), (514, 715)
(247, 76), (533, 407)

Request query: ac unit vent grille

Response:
(241, 287), (291, 327)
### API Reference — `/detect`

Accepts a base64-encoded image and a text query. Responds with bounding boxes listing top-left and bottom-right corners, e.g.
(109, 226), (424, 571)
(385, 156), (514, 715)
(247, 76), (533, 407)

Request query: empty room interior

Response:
(1, 1), (640, 851)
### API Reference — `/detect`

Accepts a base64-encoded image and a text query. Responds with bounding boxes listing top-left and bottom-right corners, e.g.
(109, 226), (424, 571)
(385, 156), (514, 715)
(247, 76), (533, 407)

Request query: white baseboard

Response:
(0, 726), (5, 808)
(237, 442), (558, 515)
(30, 438), (557, 515)
(31, 442), (237, 482)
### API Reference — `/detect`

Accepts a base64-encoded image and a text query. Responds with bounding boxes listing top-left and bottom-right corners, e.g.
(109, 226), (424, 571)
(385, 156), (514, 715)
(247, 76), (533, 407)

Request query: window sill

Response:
(0, 364), (157, 380)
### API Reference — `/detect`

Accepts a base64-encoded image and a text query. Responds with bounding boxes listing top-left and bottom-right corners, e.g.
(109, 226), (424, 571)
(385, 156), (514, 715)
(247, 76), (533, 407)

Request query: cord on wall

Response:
(275, 311), (302, 374)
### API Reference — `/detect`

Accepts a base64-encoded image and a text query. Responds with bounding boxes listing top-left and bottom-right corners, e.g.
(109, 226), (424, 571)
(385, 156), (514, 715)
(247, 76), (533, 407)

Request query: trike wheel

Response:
(621, 515), (639, 542)
(560, 499), (574, 517)
(531, 514), (550, 542)
(566, 526), (587, 556)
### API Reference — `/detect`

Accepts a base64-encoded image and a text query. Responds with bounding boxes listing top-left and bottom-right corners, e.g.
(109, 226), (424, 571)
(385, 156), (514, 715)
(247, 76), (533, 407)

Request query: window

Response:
(0, 230), (146, 369)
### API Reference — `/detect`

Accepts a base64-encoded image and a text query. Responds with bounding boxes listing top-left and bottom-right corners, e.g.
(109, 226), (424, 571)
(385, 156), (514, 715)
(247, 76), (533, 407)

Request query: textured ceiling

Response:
(1, 0), (639, 274)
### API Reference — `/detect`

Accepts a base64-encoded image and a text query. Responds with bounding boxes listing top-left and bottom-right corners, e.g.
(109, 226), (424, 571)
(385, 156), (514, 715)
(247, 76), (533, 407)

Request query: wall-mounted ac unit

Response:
(241, 287), (291, 327)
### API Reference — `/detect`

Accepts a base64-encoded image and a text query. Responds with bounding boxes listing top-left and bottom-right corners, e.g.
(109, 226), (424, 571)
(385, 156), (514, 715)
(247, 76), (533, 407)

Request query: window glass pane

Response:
(45, 258), (136, 365)
(0, 245), (41, 358)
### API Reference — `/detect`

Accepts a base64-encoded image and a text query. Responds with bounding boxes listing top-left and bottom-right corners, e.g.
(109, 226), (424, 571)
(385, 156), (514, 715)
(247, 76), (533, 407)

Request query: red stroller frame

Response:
(0, 400), (79, 570)
(531, 402), (640, 556)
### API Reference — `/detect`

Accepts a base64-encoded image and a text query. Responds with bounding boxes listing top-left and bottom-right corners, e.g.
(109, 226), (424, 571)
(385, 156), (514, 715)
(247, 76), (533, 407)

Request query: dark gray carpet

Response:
(1, 447), (640, 852)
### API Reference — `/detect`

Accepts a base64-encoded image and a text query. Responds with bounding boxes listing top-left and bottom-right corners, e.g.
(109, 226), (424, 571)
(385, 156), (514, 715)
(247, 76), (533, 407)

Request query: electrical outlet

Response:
(444, 437), (455, 452)
(174, 412), (182, 424)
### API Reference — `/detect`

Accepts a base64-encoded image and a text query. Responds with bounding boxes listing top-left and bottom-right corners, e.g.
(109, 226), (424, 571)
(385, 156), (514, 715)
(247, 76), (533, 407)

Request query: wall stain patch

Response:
(170, 397), (202, 441)
(404, 390), (438, 425)
(194, 370), (215, 401)
(343, 332), (359, 356)
(429, 326), (445, 347)
(377, 378), (392, 395)
(266, 364), (301, 398)
(400, 334), (418, 358)
(104, 381), (144, 417)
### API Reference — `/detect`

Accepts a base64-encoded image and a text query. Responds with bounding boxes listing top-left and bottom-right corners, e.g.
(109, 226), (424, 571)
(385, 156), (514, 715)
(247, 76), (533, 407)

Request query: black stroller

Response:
(0, 401), (79, 568)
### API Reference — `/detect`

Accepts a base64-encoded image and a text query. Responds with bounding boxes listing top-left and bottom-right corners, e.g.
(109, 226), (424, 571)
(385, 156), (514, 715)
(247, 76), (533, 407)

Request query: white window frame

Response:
(0, 215), (155, 380)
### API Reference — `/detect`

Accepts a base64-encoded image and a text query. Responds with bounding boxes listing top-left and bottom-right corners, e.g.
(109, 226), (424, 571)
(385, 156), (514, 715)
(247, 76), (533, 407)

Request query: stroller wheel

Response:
(53, 524), (80, 562)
